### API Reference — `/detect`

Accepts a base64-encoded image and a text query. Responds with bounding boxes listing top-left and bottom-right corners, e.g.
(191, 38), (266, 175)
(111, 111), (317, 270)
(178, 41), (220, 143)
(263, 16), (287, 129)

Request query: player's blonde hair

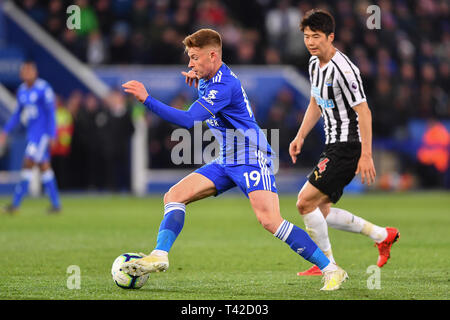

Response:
(182, 29), (222, 52)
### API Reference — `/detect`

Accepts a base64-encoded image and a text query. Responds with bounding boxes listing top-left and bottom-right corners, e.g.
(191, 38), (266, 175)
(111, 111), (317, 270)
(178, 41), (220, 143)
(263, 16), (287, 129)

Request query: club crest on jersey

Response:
(203, 90), (218, 105)
(325, 76), (333, 86)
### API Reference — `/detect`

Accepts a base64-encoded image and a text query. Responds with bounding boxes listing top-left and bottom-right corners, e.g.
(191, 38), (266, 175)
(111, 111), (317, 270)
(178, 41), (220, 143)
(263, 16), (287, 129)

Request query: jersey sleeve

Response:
(197, 81), (232, 116)
(144, 95), (213, 129)
(3, 92), (24, 134)
(308, 56), (317, 82)
(43, 85), (57, 138)
(308, 56), (318, 96)
(336, 61), (367, 107)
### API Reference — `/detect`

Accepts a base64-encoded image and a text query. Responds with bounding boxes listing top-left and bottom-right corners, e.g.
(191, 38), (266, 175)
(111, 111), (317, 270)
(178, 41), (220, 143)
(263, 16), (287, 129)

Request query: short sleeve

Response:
(335, 60), (367, 107)
(44, 85), (55, 108)
(308, 56), (318, 97)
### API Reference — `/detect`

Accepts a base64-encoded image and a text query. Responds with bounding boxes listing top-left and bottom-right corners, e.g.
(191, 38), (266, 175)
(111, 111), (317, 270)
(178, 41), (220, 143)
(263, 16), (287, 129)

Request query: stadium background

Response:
(0, 0), (449, 196)
(0, 0), (449, 302)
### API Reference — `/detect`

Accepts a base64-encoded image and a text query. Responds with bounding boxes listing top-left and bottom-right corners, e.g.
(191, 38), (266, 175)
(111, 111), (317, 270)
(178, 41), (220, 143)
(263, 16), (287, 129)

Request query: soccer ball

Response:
(111, 253), (149, 289)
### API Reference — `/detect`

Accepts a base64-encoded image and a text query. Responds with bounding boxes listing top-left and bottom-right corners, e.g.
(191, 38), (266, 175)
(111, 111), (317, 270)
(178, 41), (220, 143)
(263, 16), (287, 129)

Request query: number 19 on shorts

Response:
(243, 171), (261, 188)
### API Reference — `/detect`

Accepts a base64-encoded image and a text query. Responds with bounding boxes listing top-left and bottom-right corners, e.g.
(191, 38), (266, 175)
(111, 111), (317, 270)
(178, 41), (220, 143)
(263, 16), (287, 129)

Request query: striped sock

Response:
(274, 219), (330, 270)
(155, 202), (186, 253)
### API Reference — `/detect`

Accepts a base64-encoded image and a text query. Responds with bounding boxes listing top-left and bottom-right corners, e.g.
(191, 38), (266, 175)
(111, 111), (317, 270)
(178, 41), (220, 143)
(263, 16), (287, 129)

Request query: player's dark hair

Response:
(22, 60), (37, 67)
(300, 9), (335, 36)
(182, 28), (222, 51)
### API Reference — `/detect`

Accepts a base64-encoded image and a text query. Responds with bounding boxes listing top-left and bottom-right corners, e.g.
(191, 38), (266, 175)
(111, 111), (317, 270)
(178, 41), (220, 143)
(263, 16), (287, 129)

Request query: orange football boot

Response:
(297, 265), (322, 276)
(375, 227), (400, 267)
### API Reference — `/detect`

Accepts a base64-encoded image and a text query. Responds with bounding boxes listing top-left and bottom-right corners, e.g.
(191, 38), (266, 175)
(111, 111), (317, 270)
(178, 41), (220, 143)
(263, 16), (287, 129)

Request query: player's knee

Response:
(39, 162), (51, 172)
(164, 186), (188, 205)
(319, 203), (331, 216)
(296, 198), (315, 215)
(23, 158), (34, 169)
(163, 188), (178, 204)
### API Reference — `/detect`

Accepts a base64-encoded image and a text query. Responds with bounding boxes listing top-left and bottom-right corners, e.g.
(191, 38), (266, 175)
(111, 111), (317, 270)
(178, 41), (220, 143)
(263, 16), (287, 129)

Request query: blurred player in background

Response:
(0, 61), (61, 214)
(289, 9), (399, 276)
(122, 28), (348, 290)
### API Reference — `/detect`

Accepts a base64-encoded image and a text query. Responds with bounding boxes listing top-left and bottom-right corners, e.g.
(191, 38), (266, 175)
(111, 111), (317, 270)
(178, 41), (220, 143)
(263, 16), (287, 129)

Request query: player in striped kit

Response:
(289, 9), (400, 276)
(122, 28), (348, 290)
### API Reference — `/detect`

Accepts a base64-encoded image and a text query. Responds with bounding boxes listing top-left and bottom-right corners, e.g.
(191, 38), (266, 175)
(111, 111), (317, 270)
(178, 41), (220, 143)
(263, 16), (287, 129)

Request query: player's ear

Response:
(328, 33), (335, 43)
(209, 47), (221, 60)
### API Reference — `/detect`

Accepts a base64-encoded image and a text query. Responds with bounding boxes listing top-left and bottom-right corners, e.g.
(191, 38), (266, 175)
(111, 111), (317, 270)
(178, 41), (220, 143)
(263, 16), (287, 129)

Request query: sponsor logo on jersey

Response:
(312, 86), (335, 109)
(206, 117), (219, 126)
(203, 90), (218, 105)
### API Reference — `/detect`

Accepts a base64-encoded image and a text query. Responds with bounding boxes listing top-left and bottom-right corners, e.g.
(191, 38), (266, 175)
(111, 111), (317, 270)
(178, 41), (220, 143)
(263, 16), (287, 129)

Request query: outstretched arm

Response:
(122, 80), (211, 129)
(1, 101), (24, 148)
(2, 103), (23, 135)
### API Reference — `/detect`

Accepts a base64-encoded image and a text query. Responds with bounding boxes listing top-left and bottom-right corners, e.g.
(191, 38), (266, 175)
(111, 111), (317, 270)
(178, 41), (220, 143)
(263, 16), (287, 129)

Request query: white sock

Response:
(326, 207), (388, 243)
(151, 249), (168, 256)
(302, 208), (336, 264)
(21, 169), (33, 181)
(322, 262), (338, 273)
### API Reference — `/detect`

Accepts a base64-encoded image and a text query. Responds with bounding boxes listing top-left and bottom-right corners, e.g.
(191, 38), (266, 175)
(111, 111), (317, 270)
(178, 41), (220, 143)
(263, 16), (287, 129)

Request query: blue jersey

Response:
(195, 63), (273, 165)
(3, 78), (57, 141)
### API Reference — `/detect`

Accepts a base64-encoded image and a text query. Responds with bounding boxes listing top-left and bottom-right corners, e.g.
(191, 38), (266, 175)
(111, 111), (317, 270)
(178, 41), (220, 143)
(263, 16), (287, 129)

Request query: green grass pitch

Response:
(0, 192), (448, 300)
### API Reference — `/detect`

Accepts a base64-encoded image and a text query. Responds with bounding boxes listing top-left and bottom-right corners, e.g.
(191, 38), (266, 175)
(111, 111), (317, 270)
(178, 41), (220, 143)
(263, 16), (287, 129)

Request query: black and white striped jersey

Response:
(308, 49), (366, 144)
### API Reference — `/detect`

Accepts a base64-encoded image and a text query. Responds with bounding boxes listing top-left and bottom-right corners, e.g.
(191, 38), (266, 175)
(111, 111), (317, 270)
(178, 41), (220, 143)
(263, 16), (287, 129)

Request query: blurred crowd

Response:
(51, 89), (135, 191)
(16, 0), (449, 129)
(9, 0), (450, 188)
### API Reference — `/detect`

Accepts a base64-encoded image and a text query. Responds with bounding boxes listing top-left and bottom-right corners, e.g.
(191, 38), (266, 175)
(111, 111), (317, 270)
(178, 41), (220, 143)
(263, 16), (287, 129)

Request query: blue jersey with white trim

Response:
(3, 78), (57, 141)
(196, 63), (274, 165)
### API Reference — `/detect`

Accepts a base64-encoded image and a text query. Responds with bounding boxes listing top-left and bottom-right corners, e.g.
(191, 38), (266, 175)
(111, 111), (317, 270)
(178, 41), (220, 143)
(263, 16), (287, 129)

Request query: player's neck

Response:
(205, 61), (223, 81)
(24, 79), (36, 88)
(318, 46), (336, 68)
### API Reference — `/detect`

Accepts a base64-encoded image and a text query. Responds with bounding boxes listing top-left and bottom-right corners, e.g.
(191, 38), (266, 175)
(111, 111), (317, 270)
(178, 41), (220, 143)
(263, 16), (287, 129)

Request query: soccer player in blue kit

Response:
(122, 29), (348, 290)
(0, 61), (61, 214)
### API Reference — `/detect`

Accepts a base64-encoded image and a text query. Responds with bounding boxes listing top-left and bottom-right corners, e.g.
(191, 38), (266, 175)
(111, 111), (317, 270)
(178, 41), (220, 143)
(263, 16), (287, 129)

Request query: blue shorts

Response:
(24, 135), (50, 163)
(195, 156), (278, 198)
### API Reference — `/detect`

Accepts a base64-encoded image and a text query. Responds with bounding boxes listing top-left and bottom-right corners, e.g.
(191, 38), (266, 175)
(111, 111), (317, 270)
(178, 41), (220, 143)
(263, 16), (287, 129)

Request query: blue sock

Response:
(155, 202), (186, 252)
(12, 169), (32, 208)
(274, 220), (330, 270)
(41, 170), (61, 209)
